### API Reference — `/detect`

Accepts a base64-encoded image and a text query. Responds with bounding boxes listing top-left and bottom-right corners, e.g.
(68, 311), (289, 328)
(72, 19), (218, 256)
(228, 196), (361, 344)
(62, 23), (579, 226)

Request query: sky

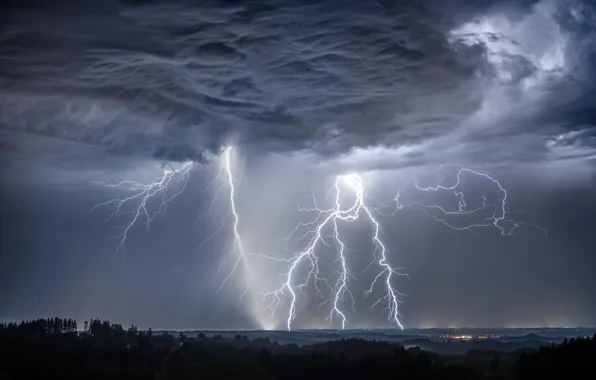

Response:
(1, 0), (595, 330)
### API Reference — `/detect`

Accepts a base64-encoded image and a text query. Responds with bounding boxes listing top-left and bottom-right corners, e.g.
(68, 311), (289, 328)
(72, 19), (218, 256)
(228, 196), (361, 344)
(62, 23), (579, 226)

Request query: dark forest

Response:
(1, 318), (595, 379)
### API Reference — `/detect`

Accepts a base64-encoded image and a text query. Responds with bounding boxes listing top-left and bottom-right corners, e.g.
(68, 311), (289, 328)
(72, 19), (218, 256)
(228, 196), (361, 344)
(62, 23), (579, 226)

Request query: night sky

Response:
(1, 0), (595, 330)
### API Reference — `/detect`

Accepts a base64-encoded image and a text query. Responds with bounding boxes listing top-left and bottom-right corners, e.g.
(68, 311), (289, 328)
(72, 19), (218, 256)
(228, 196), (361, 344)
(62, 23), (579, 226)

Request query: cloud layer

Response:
(1, 0), (595, 167)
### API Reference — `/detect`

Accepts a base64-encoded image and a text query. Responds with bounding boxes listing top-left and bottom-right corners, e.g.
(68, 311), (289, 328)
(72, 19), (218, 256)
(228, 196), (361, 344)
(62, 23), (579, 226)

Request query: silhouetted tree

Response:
(489, 355), (500, 376)
(2, 316), (595, 380)
(515, 335), (596, 380)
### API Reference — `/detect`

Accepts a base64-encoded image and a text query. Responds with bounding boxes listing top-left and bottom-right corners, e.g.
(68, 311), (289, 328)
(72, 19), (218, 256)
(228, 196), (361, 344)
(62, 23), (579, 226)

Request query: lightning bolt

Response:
(92, 161), (193, 256)
(215, 147), (252, 295)
(398, 165), (548, 236)
(261, 173), (408, 331)
(257, 166), (544, 331)
(94, 152), (545, 331)
(193, 146), (253, 299)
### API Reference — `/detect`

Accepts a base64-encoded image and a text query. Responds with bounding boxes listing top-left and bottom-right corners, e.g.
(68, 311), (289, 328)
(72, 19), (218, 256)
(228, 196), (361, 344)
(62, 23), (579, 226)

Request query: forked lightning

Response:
(260, 173), (408, 330)
(397, 165), (547, 236)
(93, 148), (545, 330)
(92, 161), (193, 256)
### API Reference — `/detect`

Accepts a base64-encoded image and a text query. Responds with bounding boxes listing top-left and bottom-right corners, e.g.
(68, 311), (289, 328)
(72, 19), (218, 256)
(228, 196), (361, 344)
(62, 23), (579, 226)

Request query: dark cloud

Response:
(2, 0), (593, 165)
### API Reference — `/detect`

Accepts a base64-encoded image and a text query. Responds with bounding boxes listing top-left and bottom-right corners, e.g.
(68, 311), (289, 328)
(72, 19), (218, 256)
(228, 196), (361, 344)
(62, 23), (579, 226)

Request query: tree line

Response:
(0, 317), (78, 336)
(515, 336), (596, 379)
(1, 317), (595, 379)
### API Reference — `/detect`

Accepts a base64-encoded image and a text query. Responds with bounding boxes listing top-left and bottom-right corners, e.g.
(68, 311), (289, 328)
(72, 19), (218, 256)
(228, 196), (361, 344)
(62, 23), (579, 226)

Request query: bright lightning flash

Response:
(214, 147), (252, 295)
(257, 166), (545, 331)
(194, 146), (253, 298)
(261, 173), (408, 331)
(92, 161), (193, 256)
(93, 150), (545, 331)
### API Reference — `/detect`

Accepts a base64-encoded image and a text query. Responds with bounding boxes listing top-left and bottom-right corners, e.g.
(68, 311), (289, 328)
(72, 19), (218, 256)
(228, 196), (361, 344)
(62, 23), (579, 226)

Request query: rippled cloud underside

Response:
(1, 0), (595, 168)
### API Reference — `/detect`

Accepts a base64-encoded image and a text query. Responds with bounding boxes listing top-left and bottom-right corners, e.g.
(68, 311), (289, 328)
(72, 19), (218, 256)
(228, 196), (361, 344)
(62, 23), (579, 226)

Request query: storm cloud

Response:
(1, 0), (594, 166)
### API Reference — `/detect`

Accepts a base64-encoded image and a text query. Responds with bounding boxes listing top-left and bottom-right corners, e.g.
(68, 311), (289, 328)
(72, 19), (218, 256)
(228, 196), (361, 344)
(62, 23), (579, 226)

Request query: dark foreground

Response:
(1, 318), (595, 380)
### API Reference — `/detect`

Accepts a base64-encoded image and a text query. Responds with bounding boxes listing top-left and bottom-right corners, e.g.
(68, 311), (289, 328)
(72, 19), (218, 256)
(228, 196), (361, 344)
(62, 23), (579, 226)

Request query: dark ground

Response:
(1, 318), (595, 379)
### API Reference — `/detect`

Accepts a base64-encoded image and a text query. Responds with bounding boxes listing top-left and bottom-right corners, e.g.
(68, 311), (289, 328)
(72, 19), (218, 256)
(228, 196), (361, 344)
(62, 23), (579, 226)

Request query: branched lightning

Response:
(395, 165), (548, 236)
(92, 161), (194, 256)
(256, 165), (544, 331)
(94, 151), (545, 331)
(261, 173), (409, 331)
